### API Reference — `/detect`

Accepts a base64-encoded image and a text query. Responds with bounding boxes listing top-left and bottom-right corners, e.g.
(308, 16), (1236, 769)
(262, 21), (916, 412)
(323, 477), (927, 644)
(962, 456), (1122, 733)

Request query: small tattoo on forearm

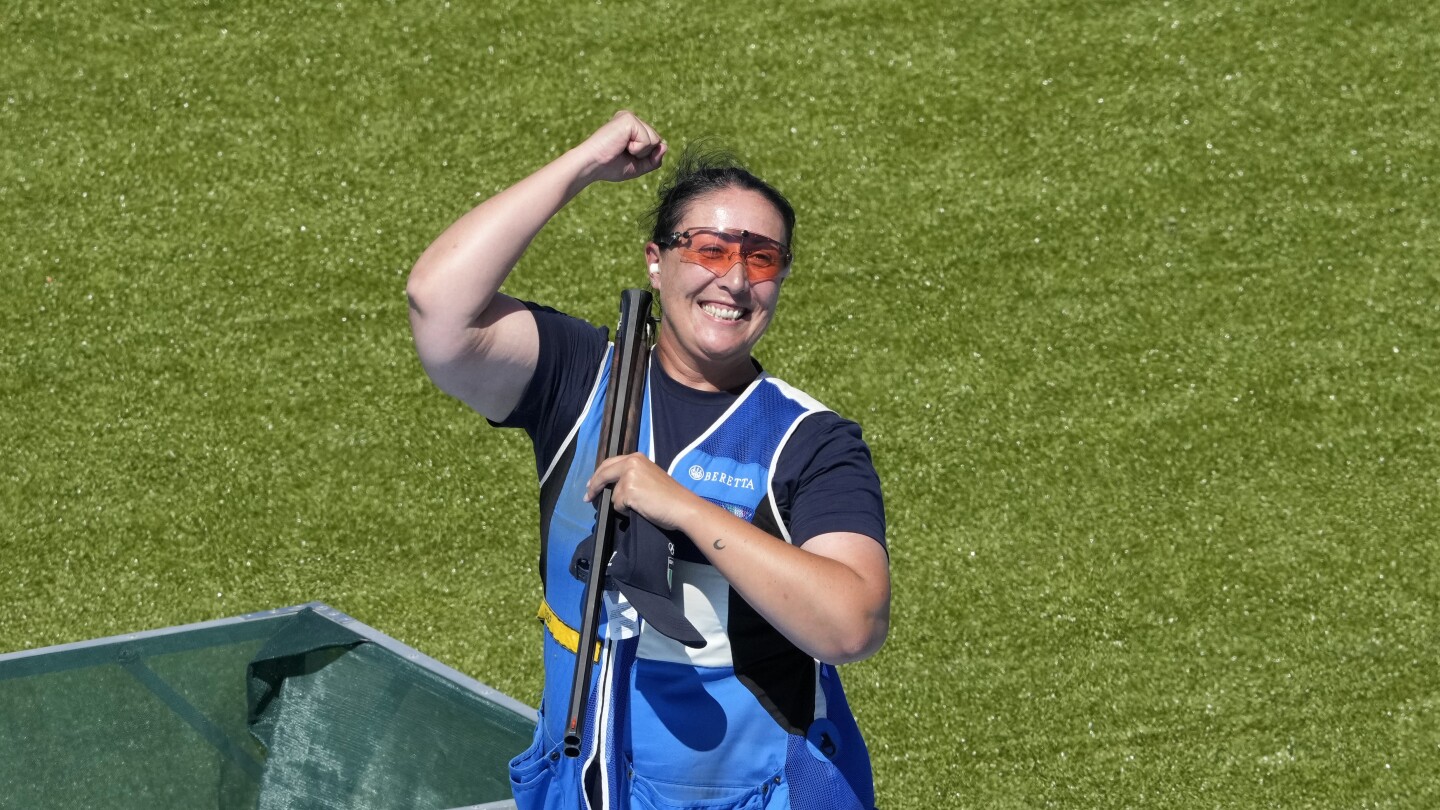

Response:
(713, 538), (726, 550)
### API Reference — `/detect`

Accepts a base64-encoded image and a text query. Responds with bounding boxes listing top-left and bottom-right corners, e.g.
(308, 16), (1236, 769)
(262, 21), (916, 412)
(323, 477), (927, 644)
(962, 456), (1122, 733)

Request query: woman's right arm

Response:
(406, 111), (666, 421)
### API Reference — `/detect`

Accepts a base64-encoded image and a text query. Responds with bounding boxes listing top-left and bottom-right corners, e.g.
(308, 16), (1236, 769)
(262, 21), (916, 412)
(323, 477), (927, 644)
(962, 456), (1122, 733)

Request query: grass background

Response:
(3, 0), (1437, 806)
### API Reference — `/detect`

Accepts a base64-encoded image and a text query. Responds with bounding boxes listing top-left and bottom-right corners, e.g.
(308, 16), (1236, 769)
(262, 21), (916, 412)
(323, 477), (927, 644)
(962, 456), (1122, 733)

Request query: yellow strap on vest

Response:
(537, 598), (600, 662)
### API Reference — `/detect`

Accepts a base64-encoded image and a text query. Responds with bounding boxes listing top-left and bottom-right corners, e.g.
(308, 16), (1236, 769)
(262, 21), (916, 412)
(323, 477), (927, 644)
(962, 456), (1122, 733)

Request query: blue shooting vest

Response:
(509, 349), (875, 810)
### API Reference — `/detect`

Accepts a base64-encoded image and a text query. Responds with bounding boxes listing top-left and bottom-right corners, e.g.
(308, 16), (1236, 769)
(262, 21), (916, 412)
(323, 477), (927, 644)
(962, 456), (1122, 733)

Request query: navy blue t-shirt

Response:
(495, 302), (886, 559)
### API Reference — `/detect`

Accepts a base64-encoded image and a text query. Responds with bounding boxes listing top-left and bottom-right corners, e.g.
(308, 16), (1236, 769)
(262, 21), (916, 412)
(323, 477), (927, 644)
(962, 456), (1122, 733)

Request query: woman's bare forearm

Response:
(680, 502), (891, 664)
(586, 454), (890, 664)
(406, 111), (666, 417)
(406, 148), (593, 346)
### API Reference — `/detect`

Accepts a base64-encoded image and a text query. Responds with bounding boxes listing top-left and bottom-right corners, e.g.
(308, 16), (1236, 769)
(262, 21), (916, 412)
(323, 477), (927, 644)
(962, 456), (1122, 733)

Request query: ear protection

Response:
(648, 263), (659, 275)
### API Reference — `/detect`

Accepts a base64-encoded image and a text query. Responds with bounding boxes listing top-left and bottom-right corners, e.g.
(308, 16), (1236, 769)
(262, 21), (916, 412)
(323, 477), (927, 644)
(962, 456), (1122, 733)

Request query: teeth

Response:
(702, 303), (743, 321)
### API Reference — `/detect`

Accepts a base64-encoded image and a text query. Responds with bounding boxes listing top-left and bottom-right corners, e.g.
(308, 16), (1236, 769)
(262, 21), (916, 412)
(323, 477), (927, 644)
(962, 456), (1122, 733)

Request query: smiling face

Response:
(645, 186), (790, 392)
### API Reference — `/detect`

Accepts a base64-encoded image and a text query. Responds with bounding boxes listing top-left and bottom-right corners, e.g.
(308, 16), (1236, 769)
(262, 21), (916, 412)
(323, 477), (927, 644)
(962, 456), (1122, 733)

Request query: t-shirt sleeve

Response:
(774, 413), (887, 551)
(489, 301), (608, 477)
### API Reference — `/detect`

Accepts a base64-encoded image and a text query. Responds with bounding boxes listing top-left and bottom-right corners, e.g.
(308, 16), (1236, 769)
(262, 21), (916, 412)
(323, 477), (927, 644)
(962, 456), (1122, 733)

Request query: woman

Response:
(407, 111), (890, 810)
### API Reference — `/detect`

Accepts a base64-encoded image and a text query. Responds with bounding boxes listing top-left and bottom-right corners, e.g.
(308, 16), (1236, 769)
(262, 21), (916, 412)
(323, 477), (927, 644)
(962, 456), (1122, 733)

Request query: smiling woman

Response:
(645, 184), (789, 392)
(406, 111), (890, 810)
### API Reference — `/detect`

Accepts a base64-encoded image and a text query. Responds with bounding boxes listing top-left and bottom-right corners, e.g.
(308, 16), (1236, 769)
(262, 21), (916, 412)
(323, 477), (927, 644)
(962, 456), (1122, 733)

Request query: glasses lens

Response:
(683, 232), (736, 273)
(740, 233), (788, 281)
(675, 229), (789, 282)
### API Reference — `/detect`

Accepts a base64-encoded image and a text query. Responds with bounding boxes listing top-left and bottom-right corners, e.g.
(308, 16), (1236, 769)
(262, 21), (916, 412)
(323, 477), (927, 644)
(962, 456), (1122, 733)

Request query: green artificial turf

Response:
(4, 1), (1437, 806)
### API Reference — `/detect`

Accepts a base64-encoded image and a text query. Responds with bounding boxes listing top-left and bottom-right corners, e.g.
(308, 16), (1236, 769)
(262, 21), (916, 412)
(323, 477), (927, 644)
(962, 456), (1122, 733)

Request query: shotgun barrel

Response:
(562, 288), (653, 758)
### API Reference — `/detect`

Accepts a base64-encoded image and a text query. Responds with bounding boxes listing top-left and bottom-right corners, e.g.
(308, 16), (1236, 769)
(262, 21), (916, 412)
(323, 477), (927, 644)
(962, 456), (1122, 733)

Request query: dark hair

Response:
(645, 142), (796, 251)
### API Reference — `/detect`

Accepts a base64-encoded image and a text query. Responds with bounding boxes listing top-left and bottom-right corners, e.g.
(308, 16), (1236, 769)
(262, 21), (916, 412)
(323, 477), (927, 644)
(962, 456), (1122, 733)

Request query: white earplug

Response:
(648, 263), (660, 275)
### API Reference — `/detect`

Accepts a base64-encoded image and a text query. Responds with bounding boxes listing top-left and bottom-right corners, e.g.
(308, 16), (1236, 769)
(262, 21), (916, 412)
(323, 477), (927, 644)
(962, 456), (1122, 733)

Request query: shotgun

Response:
(563, 288), (654, 758)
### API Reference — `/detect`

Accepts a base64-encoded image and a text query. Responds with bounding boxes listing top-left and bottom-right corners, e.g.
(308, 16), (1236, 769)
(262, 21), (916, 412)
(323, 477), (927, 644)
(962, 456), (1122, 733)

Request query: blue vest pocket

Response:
(628, 758), (778, 810)
(509, 714), (573, 810)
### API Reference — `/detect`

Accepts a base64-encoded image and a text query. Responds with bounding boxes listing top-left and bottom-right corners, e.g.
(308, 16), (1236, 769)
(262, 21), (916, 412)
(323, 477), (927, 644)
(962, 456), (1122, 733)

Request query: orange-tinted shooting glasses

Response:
(658, 228), (792, 283)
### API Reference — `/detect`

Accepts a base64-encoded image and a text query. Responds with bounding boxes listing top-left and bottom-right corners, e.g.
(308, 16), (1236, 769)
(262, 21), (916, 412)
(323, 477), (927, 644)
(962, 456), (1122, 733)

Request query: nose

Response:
(715, 258), (751, 291)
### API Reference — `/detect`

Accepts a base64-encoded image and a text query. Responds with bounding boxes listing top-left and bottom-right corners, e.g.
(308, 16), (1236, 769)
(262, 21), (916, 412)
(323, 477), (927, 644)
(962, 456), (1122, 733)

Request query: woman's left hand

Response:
(584, 453), (698, 531)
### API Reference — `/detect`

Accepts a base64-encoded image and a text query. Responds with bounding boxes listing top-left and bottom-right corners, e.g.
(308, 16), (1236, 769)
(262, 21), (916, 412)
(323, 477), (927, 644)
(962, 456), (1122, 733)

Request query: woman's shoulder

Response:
(768, 392), (886, 547)
(757, 376), (869, 447)
(492, 301), (610, 473)
(752, 376), (875, 482)
(521, 300), (610, 349)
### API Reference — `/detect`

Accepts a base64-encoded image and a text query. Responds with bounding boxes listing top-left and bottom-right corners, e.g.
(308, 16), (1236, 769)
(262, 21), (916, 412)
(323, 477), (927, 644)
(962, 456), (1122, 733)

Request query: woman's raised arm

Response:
(406, 111), (666, 420)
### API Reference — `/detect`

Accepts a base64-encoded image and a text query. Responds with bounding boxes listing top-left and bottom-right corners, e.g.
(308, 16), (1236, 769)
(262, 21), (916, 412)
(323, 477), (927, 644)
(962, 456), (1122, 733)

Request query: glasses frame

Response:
(657, 227), (793, 283)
